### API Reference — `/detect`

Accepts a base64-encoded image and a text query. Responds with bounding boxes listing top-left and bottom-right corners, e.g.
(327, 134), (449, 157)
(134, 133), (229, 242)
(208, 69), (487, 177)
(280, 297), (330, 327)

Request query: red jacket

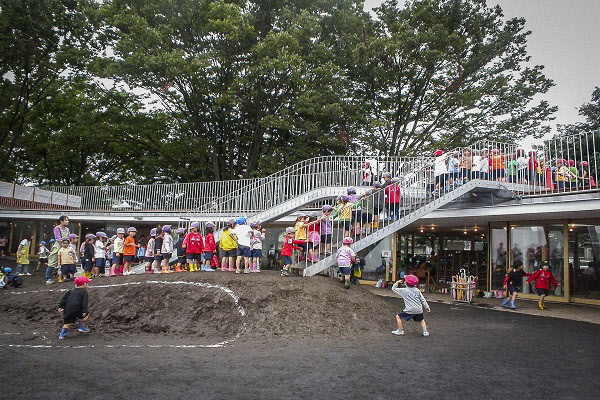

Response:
(384, 184), (401, 204)
(281, 235), (304, 257)
(183, 232), (203, 254)
(527, 269), (558, 290)
(204, 233), (216, 253)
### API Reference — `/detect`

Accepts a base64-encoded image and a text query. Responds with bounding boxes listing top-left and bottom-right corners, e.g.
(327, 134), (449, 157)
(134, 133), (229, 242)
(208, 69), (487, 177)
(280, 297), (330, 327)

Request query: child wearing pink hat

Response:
(58, 276), (91, 339)
(391, 275), (431, 336)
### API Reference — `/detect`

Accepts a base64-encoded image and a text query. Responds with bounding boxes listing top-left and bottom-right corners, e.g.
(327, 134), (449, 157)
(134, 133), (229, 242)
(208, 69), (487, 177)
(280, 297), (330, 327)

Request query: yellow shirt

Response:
(294, 221), (307, 240)
(219, 229), (237, 251)
(58, 246), (76, 265)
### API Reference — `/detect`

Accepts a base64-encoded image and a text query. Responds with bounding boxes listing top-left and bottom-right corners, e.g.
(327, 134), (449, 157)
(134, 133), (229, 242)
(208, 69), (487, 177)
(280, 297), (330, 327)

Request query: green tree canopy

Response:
(344, 0), (557, 156)
(0, 0), (560, 185)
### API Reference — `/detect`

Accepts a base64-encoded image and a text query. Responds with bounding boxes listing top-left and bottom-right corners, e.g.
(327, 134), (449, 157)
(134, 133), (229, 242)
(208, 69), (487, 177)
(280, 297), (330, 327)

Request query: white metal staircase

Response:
(302, 180), (514, 276)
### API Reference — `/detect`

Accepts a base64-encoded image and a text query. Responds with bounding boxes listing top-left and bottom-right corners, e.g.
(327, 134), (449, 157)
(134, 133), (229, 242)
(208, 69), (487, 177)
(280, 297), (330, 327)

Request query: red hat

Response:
(404, 275), (419, 285)
(434, 149), (443, 156)
(75, 276), (91, 286)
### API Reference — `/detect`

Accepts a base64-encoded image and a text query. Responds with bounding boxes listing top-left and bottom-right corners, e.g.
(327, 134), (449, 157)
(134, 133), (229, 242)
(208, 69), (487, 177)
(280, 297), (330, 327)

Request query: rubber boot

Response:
(501, 299), (509, 308)
(509, 300), (516, 309)
(175, 265), (183, 273)
(538, 301), (544, 310)
(57, 274), (63, 283)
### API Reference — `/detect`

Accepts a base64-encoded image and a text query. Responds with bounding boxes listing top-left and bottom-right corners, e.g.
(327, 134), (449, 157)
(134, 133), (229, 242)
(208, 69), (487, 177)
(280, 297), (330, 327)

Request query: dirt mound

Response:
(0, 272), (399, 342)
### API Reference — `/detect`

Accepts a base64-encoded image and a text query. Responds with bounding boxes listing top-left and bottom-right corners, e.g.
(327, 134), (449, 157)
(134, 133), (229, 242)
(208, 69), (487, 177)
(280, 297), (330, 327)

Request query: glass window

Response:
(509, 224), (564, 296)
(491, 226), (507, 289)
(359, 235), (393, 281)
(569, 223), (600, 300)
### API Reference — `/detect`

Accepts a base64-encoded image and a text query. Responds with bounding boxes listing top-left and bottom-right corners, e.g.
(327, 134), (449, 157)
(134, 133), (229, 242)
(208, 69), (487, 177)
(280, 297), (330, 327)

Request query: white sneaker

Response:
(46, 280), (55, 285)
(235, 269), (241, 274)
(391, 329), (404, 336)
(25, 273), (31, 276)
(243, 269), (251, 274)
(423, 331), (430, 337)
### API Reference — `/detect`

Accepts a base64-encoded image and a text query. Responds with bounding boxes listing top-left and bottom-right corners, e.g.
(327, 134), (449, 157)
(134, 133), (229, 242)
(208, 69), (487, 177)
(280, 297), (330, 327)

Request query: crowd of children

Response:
(432, 148), (595, 192)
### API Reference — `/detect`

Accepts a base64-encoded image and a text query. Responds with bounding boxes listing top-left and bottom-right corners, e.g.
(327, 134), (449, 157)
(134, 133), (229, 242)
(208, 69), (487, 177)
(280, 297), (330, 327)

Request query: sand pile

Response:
(0, 272), (399, 341)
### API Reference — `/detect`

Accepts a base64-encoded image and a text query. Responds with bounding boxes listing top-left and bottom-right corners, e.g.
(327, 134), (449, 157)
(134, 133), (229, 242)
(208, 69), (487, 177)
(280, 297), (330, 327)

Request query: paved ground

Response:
(2, 275), (599, 400)
(369, 287), (600, 325)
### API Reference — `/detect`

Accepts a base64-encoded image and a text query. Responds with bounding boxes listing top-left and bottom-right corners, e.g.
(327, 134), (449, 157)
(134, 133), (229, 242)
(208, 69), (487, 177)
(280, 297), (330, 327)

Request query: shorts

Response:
(295, 242), (307, 253)
(60, 264), (76, 275)
(361, 213), (373, 223)
(82, 259), (93, 272)
(39, 258), (48, 264)
(342, 221), (351, 231)
(123, 255), (135, 262)
(146, 256), (155, 262)
(508, 175), (518, 183)
(95, 258), (105, 267)
(507, 285), (519, 294)
(223, 249), (237, 257)
(186, 253), (201, 260)
(112, 254), (123, 265)
(398, 312), (424, 322)
(338, 266), (351, 275)
(63, 313), (85, 325)
(435, 174), (447, 186)
(154, 255), (162, 261)
(202, 252), (213, 260)
(282, 256), (292, 265)
(177, 256), (186, 264)
(237, 245), (251, 257)
(536, 288), (549, 296)
(321, 234), (332, 244)
(161, 253), (171, 260)
(493, 169), (505, 178)
(250, 249), (263, 258)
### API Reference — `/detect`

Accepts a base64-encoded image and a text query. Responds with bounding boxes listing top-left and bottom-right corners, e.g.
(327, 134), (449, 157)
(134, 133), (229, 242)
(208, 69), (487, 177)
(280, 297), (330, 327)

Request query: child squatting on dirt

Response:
(391, 275), (431, 336)
(58, 276), (91, 339)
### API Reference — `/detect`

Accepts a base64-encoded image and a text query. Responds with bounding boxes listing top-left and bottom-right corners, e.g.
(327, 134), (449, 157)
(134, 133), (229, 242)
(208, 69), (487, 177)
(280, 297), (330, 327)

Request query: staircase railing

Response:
(298, 132), (600, 277)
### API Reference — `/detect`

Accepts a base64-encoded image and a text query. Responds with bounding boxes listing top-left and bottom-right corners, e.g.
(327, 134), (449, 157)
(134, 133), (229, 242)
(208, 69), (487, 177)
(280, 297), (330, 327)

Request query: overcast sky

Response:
(363, 0), (600, 142)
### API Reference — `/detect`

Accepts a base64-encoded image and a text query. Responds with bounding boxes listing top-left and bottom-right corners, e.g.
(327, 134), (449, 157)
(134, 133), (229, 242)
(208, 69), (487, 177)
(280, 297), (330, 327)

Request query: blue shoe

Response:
(508, 301), (516, 309)
(501, 299), (509, 308)
(77, 326), (91, 333)
(59, 328), (67, 339)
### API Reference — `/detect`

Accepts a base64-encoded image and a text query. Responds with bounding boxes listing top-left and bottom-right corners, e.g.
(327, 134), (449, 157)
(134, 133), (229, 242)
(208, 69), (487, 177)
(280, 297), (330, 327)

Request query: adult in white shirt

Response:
(232, 216), (253, 274)
(433, 150), (449, 191)
(471, 151), (482, 180)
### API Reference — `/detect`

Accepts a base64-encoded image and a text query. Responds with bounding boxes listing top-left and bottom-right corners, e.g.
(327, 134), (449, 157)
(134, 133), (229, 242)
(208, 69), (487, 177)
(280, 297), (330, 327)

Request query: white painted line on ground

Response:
(0, 280), (246, 349)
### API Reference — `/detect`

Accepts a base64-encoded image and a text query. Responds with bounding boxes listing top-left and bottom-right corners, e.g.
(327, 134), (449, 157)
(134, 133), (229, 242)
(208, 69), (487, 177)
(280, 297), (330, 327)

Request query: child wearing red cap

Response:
(391, 275), (431, 336)
(527, 261), (559, 310)
(58, 276), (91, 339)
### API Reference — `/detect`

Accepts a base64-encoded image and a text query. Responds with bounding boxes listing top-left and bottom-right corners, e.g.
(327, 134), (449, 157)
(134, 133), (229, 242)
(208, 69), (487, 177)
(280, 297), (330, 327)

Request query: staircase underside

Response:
(302, 180), (534, 277)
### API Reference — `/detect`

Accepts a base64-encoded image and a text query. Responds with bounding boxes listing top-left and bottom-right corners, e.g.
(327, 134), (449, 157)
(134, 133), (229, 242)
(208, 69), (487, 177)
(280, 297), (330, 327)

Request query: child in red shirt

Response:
(527, 261), (559, 310)
(183, 222), (204, 272)
(203, 223), (217, 271)
(280, 227), (304, 277)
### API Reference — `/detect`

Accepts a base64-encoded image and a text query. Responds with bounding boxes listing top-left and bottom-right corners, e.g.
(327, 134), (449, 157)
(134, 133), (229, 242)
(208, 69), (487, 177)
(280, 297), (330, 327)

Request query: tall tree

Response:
(343, 0), (557, 156)
(95, 0), (364, 180)
(8, 79), (173, 185)
(0, 0), (97, 178)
